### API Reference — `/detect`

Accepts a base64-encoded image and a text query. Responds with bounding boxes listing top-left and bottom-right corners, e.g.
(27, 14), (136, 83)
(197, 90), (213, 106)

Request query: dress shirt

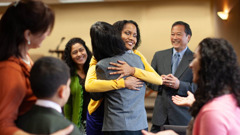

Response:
(172, 47), (188, 65)
(35, 99), (62, 113)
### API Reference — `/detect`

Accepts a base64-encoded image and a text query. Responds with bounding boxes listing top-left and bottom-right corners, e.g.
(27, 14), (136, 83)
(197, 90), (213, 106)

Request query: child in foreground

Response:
(16, 56), (82, 135)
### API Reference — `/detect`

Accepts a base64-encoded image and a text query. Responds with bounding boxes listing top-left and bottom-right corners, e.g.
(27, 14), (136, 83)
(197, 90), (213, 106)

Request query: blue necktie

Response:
(172, 53), (180, 74)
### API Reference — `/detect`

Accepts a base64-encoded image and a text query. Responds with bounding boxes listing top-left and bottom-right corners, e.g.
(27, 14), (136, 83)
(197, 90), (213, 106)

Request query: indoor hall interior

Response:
(0, 0), (239, 130)
(0, 0), (238, 62)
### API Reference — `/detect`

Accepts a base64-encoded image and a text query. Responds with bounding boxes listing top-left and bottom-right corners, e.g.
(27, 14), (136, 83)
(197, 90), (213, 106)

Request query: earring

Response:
(28, 40), (31, 45)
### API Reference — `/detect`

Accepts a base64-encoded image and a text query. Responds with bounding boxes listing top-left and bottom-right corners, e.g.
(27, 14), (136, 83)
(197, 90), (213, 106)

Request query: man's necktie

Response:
(172, 52), (180, 74)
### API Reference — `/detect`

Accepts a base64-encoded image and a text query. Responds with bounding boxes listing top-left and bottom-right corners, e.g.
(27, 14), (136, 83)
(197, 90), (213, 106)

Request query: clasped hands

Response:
(161, 74), (180, 89)
(161, 74), (195, 107)
(108, 60), (143, 90)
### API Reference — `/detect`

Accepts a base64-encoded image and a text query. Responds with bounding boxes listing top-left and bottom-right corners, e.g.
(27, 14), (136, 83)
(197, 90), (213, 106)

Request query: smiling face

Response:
(121, 23), (137, 50)
(171, 24), (190, 52)
(70, 43), (88, 66)
(189, 46), (201, 83)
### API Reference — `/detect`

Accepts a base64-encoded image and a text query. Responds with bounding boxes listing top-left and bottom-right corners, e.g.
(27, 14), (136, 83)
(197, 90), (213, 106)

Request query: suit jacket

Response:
(149, 48), (197, 126)
(96, 52), (148, 131)
(16, 105), (82, 135)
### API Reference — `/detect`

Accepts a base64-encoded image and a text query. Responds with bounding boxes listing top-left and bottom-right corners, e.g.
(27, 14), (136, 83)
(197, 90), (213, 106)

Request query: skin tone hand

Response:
(13, 125), (74, 135)
(141, 130), (178, 135)
(172, 91), (195, 107)
(161, 75), (167, 80)
(108, 60), (135, 80)
(51, 124), (74, 135)
(13, 130), (29, 135)
(124, 76), (144, 90)
(162, 74), (180, 89)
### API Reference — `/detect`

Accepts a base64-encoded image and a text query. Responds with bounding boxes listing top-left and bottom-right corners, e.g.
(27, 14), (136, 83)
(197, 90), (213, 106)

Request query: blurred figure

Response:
(0, 0), (55, 134)
(145, 37), (240, 135)
(64, 38), (92, 133)
(17, 57), (82, 135)
(189, 38), (240, 135)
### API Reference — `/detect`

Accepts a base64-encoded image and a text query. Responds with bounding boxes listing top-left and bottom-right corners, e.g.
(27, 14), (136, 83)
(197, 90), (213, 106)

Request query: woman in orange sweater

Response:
(0, 1), (70, 135)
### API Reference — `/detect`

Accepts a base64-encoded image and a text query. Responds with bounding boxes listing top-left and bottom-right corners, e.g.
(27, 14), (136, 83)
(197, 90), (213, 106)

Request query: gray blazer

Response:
(149, 48), (197, 126)
(96, 52), (148, 131)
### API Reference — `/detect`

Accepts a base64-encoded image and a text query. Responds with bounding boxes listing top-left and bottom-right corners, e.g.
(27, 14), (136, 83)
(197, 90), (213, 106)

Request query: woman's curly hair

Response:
(190, 38), (240, 117)
(64, 37), (92, 76)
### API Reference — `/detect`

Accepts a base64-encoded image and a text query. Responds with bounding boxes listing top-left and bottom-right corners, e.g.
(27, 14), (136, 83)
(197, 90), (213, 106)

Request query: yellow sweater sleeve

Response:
(85, 57), (125, 92)
(133, 50), (163, 85)
(87, 53), (162, 114)
(88, 99), (103, 115)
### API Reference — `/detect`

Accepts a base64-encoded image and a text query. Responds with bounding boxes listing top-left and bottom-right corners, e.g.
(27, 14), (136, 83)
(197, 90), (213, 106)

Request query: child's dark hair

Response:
(30, 57), (70, 98)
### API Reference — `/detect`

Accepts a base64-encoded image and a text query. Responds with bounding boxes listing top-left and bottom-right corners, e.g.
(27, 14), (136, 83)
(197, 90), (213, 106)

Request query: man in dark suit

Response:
(149, 21), (197, 133)
(16, 57), (82, 135)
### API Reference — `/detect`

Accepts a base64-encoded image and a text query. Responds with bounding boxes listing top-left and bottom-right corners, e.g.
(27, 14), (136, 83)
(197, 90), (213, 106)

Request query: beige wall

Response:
(213, 0), (240, 60)
(27, 0), (214, 63)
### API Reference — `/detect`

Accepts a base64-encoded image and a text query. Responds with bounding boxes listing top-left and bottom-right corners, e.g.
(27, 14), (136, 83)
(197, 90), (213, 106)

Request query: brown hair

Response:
(0, 0), (55, 61)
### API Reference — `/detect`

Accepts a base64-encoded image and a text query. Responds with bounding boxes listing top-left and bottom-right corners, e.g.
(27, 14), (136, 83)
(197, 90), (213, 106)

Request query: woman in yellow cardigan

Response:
(85, 20), (163, 135)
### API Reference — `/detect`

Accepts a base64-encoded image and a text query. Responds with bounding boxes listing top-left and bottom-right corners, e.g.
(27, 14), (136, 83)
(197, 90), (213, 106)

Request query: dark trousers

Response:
(150, 125), (162, 133)
(151, 117), (169, 133)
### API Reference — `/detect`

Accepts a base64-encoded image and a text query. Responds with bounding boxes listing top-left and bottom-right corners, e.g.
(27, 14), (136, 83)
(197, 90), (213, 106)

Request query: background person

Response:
(63, 37), (92, 133)
(149, 21), (197, 133)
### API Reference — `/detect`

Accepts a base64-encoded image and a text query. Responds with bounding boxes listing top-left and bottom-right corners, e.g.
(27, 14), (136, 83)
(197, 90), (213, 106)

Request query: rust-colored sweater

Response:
(0, 56), (37, 135)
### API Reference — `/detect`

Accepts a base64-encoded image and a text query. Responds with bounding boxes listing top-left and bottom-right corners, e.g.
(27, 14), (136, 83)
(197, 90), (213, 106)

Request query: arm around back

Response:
(133, 50), (163, 85)
(85, 57), (125, 92)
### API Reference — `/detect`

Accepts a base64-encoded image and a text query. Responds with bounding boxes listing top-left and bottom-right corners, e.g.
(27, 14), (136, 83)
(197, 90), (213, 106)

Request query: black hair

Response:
(90, 21), (126, 61)
(30, 56), (70, 98)
(0, 0), (55, 61)
(64, 37), (92, 76)
(172, 21), (192, 37)
(190, 38), (240, 117)
(113, 20), (141, 50)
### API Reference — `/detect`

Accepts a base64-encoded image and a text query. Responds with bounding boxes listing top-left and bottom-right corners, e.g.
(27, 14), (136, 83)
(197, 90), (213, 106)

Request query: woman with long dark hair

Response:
(143, 38), (240, 135)
(64, 37), (92, 133)
(189, 38), (240, 135)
